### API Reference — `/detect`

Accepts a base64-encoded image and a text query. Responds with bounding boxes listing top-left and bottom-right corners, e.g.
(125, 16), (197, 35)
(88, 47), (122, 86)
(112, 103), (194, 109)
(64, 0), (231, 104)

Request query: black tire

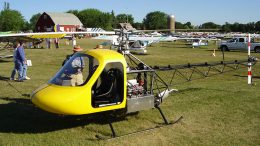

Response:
(255, 47), (260, 53)
(220, 45), (229, 51)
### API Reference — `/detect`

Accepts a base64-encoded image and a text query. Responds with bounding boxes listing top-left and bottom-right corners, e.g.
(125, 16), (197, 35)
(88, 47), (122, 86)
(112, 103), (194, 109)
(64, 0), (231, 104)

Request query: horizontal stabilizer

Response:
(158, 89), (178, 100)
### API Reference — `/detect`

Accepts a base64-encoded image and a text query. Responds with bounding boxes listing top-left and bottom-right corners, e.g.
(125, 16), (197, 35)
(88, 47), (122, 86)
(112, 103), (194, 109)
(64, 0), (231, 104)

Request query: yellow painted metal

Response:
(31, 49), (127, 115)
(30, 34), (66, 39)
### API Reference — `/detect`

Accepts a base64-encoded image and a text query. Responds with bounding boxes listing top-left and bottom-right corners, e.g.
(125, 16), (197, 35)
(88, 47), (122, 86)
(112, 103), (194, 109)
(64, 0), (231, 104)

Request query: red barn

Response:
(35, 12), (83, 32)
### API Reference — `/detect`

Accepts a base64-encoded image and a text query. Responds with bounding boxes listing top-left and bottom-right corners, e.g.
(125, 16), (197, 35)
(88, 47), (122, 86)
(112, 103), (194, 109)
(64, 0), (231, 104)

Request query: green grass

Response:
(0, 39), (259, 145)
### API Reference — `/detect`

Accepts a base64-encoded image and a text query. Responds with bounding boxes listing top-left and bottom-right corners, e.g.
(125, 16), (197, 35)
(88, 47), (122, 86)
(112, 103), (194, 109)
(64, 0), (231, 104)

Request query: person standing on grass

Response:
(54, 38), (59, 49)
(16, 42), (30, 81)
(21, 42), (30, 80)
(10, 42), (20, 80)
(72, 35), (77, 47)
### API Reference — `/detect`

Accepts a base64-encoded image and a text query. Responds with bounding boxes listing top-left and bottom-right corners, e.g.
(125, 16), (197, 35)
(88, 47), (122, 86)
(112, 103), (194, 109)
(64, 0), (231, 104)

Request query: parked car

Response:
(219, 37), (260, 53)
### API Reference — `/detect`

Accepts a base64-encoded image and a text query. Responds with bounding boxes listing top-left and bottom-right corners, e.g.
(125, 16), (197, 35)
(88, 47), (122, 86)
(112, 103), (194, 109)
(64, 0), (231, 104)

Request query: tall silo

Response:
(168, 14), (175, 34)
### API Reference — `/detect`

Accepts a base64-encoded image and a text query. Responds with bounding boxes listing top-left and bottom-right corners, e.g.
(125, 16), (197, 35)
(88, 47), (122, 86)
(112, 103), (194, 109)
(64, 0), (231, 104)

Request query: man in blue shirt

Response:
(10, 42), (20, 80)
(16, 42), (27, 81)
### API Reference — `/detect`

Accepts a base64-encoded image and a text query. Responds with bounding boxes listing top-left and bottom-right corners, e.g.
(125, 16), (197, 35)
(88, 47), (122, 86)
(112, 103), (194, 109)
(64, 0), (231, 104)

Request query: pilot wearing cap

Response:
(94, 44), (103, 49)
(62, 45), (84, 86)
(73, 45), (83, 52)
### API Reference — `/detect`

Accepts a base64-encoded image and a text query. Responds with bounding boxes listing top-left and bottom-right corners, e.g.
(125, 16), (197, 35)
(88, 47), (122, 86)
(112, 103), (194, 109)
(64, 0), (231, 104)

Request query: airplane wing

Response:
(93, 35), (116, 40)
(0, 31), (115, 59)
(93, 35), (178, 42)
(129, 36), (178, 41)
(0, 31), (116, 48)
(129, 36), (220, 41)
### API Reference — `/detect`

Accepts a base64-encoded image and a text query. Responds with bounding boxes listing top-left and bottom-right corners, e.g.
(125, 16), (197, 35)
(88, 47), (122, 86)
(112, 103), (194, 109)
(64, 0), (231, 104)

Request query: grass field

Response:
(0, 39), (259, 146)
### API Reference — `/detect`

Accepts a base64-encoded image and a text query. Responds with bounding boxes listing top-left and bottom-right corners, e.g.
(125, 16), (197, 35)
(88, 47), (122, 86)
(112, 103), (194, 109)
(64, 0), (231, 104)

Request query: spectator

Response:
(16, 42), (30, 81)
(10, 42), (20, 80)
(46, 38), (51, 49)
(54, 38), (59, 49)
(72, 36), (77, 47)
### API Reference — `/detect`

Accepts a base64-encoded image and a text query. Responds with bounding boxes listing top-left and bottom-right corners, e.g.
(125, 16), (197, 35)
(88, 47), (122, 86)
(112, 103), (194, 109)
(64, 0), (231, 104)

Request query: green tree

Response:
(0, 9), (25, 31)
(116, 14), (134, 24)
(133, 22), (143, 30)
(143, 11), (168, 30)
(77, 9), (112, 30)
(201, 22), (221, 29)
(175, 21), (184, 29)
(100, 12), (113, 30)
(238, 24), (246, 32)
(255, 21), (260, 32)
(67, 10), (79, 17)
(29, 13), (41, 31)
(245, 22), (255, 32)
(184, 22), (193, 29)
(111, 10), (117, 29)
(231, 22), (240, 32)
(78, 9), (103, 28)
(21, 21), (31, 31)
(221, 22), (231, 32)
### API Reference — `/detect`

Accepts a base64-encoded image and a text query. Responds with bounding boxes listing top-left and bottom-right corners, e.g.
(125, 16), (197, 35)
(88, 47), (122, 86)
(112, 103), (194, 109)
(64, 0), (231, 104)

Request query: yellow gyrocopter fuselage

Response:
(31, 49), (127, 115)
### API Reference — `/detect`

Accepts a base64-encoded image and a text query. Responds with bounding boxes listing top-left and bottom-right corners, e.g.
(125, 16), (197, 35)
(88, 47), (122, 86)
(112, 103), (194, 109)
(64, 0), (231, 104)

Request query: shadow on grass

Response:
(0, 97), (126, 134)
(0, 75), (9, 81)
(234, 75), (260, 79)
(131, 52), (149, 56)
(160, 45), (191, 48)
(234, 75), (247, 78)
(178, 87), (233, 93)
(0, 59), (12, 63)
(26, 47), (45, 50)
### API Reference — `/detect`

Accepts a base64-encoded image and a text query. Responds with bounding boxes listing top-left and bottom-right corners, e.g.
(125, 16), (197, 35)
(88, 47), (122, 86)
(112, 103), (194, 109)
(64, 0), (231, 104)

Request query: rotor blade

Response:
(0, 31), (115, 38)
(152, 58), (258, 87)
(30, 34), (66, 39)
(128, 36), (220, 42)
(132, 28), (221, 33)
(129, 36), (178, 41)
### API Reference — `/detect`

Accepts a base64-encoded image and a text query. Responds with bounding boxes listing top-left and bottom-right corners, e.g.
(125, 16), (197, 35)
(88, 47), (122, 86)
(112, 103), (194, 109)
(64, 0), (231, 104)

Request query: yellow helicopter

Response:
(28, 29), (186, 138)
(30, 29), (175, 116)
(31, 49), (129, 115)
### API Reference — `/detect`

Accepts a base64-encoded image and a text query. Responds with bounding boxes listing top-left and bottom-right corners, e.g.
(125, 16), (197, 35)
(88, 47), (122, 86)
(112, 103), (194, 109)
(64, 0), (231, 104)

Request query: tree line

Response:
(0, 4), (260, 33)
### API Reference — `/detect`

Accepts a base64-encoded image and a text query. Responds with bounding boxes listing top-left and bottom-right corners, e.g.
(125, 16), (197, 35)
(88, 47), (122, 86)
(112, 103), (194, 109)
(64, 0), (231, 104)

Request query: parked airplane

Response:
(185, 39), (209, 48)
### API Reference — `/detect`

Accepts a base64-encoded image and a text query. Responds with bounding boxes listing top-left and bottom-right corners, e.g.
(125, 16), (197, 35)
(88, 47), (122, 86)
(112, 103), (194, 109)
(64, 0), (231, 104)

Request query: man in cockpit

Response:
(63, 45), (84, 86)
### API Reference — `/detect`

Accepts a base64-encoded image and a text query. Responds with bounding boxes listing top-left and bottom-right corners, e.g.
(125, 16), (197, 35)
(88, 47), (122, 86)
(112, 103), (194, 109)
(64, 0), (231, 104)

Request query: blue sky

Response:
(2, 0), (260, 25)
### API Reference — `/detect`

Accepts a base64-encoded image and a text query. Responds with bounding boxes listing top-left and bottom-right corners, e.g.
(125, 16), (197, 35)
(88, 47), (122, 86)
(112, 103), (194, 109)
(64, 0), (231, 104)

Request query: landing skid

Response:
(95, 107), (183, 140)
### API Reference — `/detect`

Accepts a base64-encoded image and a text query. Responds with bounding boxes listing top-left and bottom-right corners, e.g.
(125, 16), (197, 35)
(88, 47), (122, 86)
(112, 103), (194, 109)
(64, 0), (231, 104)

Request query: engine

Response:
(127, 79), (145, 98)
